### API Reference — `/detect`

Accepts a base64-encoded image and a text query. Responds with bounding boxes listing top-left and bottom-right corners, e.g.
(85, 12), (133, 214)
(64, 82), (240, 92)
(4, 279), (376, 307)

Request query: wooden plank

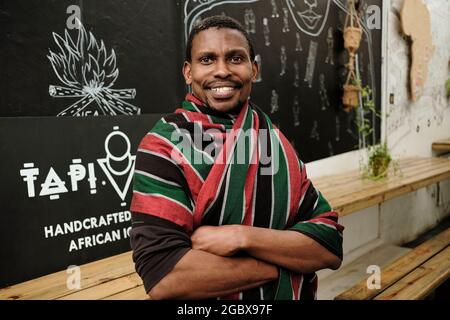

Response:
(315, 158), (435, 205)
(57, 273), (142, 300)
(102, 285), (148, 300)
(332, 164), (450, 212)
(320, 158), (449, 203)
(374, 246), (450, 300)
(334, 228), (450, 300)
(432, 138), (450, 152)
(0, 251), (134, 300)
(321, 158), (450, 216)
(333, 167), (450, 217)
(312, 158), (421, 191)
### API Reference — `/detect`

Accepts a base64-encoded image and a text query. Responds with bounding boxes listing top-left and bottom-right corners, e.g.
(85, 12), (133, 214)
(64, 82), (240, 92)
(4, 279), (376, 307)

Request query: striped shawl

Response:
(131, 94), (344, 300)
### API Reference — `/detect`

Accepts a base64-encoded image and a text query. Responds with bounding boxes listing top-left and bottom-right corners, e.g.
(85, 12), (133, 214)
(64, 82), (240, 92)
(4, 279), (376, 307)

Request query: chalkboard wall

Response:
(0, 0), (383, 286)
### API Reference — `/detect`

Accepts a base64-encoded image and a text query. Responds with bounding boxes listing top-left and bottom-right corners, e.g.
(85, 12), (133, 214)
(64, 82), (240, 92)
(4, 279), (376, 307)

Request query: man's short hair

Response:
(185, 15), (256, 62)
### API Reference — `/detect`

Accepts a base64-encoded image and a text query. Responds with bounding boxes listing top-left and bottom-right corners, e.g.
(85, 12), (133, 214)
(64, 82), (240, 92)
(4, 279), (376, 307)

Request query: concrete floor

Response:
(317, 244), (412, 300)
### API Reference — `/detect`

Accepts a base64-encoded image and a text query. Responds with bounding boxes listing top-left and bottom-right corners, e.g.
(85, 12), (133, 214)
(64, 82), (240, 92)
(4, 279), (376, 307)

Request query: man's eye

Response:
(200, 57), (213, 64)
(230, 56), (243, 63)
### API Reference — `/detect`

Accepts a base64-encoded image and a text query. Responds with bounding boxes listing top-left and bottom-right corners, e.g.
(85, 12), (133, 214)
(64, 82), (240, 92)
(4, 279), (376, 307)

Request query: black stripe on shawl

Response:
(243, 105), (273, 300)
(135, 150), (193, 201)
(293, 183), (319, 223)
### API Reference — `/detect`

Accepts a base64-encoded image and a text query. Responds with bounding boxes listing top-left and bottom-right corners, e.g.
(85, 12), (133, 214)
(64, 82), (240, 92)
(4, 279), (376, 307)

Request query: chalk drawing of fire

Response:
(47, 23), (141, 116)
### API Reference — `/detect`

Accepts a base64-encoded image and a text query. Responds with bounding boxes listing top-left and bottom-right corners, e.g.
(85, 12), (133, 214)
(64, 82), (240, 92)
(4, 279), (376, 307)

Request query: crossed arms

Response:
(148, 224), (342, 300)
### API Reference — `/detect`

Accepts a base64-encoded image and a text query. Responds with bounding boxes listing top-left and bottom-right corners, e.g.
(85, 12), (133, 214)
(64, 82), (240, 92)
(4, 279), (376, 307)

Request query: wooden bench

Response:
(432, 138), (450, 153)
(334, 227), (450, 300)
(313, 157), (450, 217)
(1, 156), (450, 300)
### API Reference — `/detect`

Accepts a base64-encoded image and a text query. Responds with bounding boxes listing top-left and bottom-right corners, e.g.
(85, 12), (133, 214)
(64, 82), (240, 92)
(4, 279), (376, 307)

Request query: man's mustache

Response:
(204, 80), (243, 89)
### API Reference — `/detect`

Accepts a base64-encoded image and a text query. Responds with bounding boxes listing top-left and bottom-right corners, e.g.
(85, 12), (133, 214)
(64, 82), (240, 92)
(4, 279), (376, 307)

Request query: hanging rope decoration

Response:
(342, 0), (363, 112)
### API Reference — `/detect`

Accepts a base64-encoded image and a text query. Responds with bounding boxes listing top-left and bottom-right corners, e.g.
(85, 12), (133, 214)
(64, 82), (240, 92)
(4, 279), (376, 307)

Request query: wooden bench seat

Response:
(313, 157), (450, 216)
(432, 138), (450, 153)
(334, 227), (450, 300)
(1, 157), (450, 300)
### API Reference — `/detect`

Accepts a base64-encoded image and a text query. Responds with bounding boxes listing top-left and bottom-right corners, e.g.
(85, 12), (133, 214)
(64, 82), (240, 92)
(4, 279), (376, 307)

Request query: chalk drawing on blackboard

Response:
(280, 46), (287, 76)
(255, 54), (262, 82)
(295, 32), (303, 52)
(304, 40), (318, 88)
(97, 127), (136, 207)
(310, 120), (320, 140)
(282, 7), (290, 33)
(285, 0), (331, 37)
(193, 15), (204, 27)
(328, 141), (334, 156)
(244, 8), (256, 34)
(271, 0), (280, 18)
(294, 61), (300, 88)
(263, 18), (271, 46)
(47, 22), (141, 117)
(293, 95), (300, 127)
(325, 27), (335, 65)
(319, 74), (330, 111)
(335, 116), (341, 142)
(270, 89), (279, 114)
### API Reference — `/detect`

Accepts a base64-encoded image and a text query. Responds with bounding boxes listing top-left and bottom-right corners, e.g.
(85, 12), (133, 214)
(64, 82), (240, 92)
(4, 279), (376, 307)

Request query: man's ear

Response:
(251, 60), (260, 83)
(183, 61), (192, 85)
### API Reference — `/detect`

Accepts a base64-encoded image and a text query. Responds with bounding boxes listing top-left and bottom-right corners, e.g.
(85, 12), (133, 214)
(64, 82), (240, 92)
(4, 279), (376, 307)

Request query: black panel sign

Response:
(0, 0), (185, 116)
(0, 115), (162, 287)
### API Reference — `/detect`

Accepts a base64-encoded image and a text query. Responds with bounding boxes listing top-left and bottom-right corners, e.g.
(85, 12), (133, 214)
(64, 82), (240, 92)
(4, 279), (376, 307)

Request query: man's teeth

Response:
(210, 87), (235, 93)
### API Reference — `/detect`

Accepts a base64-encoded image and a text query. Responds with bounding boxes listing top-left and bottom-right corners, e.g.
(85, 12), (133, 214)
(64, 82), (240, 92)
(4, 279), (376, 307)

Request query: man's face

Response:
(183, 27), (258, 113)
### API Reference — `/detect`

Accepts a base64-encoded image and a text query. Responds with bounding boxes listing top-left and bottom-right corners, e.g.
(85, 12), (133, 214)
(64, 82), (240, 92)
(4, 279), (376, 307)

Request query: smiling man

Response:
(129, 15), (343, 300)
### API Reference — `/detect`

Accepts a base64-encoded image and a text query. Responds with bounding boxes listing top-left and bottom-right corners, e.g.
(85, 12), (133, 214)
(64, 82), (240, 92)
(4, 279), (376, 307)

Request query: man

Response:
(130, 15), (343, 300)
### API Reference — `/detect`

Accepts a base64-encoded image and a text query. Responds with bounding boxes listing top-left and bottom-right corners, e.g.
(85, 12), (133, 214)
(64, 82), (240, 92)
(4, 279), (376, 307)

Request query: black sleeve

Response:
(130, 212), (192, 293)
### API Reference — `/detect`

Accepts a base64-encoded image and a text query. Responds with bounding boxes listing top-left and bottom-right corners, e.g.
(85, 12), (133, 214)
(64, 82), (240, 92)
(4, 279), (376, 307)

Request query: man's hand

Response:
(191, 225), (245, 257)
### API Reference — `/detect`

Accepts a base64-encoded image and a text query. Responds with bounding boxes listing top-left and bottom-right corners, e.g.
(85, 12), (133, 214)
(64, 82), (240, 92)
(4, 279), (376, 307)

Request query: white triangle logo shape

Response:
(97, 156), (135, 201)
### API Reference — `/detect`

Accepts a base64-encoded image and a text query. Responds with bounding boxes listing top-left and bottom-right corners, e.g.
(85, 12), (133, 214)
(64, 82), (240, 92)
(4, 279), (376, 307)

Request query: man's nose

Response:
(213, 59), (231, 78)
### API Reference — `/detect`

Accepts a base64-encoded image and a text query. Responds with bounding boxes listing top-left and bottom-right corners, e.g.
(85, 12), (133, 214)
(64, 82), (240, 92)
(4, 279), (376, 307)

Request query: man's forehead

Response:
(193, 28), (248, 46)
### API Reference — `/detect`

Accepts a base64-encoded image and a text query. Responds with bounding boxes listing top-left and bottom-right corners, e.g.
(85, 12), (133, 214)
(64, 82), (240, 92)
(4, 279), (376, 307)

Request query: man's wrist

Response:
(236, 224), (251, 251)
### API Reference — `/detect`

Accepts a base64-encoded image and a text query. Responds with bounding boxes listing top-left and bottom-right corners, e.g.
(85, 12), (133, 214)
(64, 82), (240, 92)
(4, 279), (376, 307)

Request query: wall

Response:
(307, 0), (450, 260)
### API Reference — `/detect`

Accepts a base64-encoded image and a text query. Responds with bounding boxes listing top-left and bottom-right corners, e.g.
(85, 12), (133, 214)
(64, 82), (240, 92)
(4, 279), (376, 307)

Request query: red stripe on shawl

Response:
(307, 217), (344, 233)
(314, 212), (339, 221)
(291, 274), (303, 300)
(130, 192), (193, 233)
(276, 129), (302, 227)
(193, 101), (249, 228)
(186, 93), (205, 106)
(175, 109), (226, 131)
(139, 134), (203, 202)
(220, 293), (241, 300)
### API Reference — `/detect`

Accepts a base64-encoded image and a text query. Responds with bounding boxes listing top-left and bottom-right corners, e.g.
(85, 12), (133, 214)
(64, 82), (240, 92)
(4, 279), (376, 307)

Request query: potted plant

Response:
(343, 0), (362, 53)
(342, 0), (362, 112)
(357, 86), (398, 180)
(365, 143), (392, 179)
(343, 65), (361, 112)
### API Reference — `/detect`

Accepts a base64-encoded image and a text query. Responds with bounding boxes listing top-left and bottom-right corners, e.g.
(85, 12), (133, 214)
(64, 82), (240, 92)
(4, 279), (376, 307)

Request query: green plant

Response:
(364, 143), (391, 180)
(356, 86), (398, 181)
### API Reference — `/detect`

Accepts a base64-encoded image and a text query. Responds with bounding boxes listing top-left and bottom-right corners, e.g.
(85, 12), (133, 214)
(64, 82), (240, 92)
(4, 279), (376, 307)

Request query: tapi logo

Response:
(19, 127), (135, 207)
